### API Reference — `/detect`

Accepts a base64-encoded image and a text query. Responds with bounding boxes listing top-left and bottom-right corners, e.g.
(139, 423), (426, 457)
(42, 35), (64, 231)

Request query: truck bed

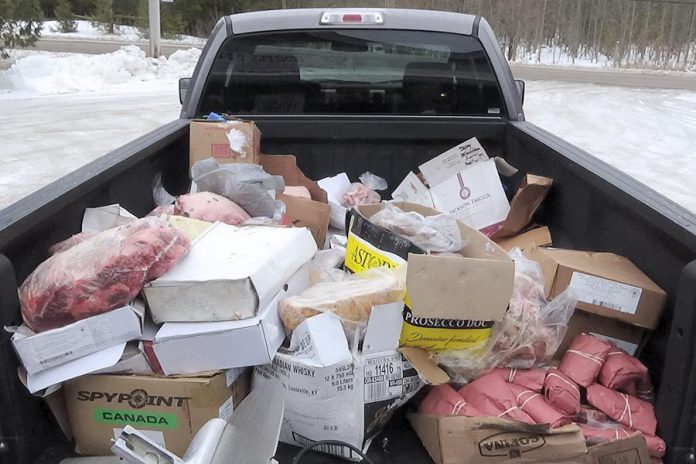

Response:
(2, 117), (696, 464)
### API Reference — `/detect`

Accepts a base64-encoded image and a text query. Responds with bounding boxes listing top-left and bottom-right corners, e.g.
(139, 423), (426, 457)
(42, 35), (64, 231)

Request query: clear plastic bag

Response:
(191, 158), (285, 219)
(339, 183), (381, 207)
(308, 248), (348, 285)
(174, 191), (250, 225)
(358, 171), (388, 191)
(278, 266), (406, 338)
(152, 172), (177, 207)
(19, 217), (191, 333)
(370, 203), (464, 253)
(433, 248), (577, 381)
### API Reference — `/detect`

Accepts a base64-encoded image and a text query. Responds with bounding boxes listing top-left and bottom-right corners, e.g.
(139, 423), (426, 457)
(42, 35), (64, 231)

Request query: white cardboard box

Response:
(391, 172), (434, 208)
(318, 173), (351, 231)
(429, 159), (510, 233)
(418, 137), (488, 187)
(9, 302), (144, 375)
(254, 303), (423, 461)
(152, 264), (310, 375)
(144, 222), (317, 323)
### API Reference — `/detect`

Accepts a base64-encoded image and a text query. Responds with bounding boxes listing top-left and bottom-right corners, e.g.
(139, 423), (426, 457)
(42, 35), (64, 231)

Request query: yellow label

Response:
(345, 232), (405, 273)
(399, 308), (495, 351)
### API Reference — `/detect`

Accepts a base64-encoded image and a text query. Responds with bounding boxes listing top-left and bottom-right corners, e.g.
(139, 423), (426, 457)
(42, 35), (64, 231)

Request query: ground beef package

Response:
(19, 217), (190, 332)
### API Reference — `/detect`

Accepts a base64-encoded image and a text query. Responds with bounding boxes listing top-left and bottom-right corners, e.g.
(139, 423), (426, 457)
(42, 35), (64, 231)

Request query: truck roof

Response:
(228, 8), (478, 36)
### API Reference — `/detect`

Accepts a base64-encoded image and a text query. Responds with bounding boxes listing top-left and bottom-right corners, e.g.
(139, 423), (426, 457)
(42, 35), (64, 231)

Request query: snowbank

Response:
(0, 45), (200, 95)
(42, 20), (206, 45)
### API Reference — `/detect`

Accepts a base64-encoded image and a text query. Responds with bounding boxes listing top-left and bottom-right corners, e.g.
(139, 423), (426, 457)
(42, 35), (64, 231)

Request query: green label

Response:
(94, 407), (178, 429)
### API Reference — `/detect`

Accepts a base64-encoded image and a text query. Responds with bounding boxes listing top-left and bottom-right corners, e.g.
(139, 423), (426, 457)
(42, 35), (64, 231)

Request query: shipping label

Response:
(570, 272), (642, 314)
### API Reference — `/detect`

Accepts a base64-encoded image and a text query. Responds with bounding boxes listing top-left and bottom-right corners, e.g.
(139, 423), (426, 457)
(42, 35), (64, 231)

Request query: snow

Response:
(511, 46), (613, 68)
(524, 80), (696, 212)
(42, 20), (206, 45)
(0, 45), (200, 95)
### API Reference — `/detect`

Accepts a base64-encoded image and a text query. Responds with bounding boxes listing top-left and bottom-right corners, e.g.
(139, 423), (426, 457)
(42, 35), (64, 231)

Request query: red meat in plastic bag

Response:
(559, 333), (613, 387)
(458, 372), (535, 424)
(586, 383), (657, 435)
(19, 217), (191, 332)
(544, 368), (582, 416)
(339, 183), (380, 207)
(598, 347), (650, 398)
(507, 383), (571, 427)
(418, 384), (482, 417)
(492, 367), (547, 392)
(175, 192), (250, 225)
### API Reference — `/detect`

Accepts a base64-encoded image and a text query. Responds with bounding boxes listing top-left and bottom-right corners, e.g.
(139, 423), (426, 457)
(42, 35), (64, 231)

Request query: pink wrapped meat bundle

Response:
(458, 372), (535, 424)
(19, 217), (191, 332)
(578, 406), (611, 426)
(559, 333), (613, 387)
(586, 383), (657, 435)
(598, 347), (651, 398)
(544, 368), (582, 416)
(491, 367), (547, 392)
(418, 384), (482, 417)
(174, 192), (250, 225)
(507, 383), (571, 428)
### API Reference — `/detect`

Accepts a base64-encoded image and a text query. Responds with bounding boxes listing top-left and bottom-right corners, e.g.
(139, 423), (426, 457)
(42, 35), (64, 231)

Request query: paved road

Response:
(510, 64), (696, 91)
(30, 37), (202, 57)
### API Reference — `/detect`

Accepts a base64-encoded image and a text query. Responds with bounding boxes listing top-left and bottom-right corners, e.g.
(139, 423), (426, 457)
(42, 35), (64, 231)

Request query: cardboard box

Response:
(10, 302), (144, 375)
(144, 223), (317, 323)
(317, 172), (352, 230)
(408, 413), (587, 464)
(391, 171), (435, 208)
(418, 138), (489, 187)
(580, 434), (651, 464)
(345, 202), (515, 353)
(526, 247), (667, 330)
(62, 370), (250, 456)
(152, 264), (310, 375)
(555, 310), (643, 357)
(254, 303), (423, 461)
(189, 120), (261, 168)
(494, 226), (552, 252)
(259, 154), (331, 248)
(492, 174), (553, 239)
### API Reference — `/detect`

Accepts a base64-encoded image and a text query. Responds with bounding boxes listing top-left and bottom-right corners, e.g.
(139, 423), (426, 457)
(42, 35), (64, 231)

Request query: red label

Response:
(211, 144), (231, 158)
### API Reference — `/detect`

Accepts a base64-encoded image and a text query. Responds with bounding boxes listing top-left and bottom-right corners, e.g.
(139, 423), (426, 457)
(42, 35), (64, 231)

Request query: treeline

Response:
(4, 0), (696, 70)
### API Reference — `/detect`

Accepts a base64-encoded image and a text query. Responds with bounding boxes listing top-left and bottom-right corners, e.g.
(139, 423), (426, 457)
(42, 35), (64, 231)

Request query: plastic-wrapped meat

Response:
(174, 192), (250, 225)
(339, 183), (380, 207)
(491, 367), (547, 392)
(598, 347), (652, 399)
(147, 204), (176, 217)
(586, 383), (657, 435)
(48, 232), (96, 254)
(544, 368), (582, 416)
(19, 217), (191, 332)
(559, 333), (613, 387)
(507, 383), (571, 428)
(458, 372), (535, 424)
(418, 384), (482, 417)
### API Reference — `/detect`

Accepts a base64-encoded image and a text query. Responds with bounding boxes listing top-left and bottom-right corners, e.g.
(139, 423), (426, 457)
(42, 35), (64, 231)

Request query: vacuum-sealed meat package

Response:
(559, 333), (613, 387)
(278, 267), (405, 334)
(174, 192), (250, 225)
(19, 217), (191, 332)
(586, 383), (657, 435)
(418, 384), (482, 417)
(544, 367), (582, 416)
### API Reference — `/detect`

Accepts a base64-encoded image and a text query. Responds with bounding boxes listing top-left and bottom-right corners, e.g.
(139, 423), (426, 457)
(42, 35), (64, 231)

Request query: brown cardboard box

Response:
(492, 174), (553, 239)
(494, 226), (552, 252)
(525, 247), (665, 356)
(525, 247), (667, 330)
(581, 434), (651, 464)
(189, 120), (261, 168)
(408, 413), (587, 464)
(62, 370), (250, 456)
(259, 154), (330, 247)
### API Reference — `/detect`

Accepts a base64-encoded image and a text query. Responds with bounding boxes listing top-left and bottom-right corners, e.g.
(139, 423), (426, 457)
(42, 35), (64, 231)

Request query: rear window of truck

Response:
(198, 29), (505, 117)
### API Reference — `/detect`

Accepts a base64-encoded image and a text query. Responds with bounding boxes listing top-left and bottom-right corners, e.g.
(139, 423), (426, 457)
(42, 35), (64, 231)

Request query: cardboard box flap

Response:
(277, 193), (331, 248)
(408, 412), (444, 464)
(406, 253), (513, 321)
(400, 347), (449, 385)
(534, 248), (664, 294)
(584, 434), (650, 464)
(362, 302), (404, 355)
(493, 174), (553, 239)
(495, 227), (552, 252)
(287, 313), (352, 367)
(259, 154), (328, 203)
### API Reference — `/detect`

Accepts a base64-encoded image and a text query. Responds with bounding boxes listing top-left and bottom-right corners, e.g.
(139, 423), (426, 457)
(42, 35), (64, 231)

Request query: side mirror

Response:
(179, 77), (191, 104)
(514, 79), (525, 106)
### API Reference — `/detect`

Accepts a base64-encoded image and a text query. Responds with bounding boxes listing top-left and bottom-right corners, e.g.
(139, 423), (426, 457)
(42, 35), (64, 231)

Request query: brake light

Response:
(320, 11), (384, 25)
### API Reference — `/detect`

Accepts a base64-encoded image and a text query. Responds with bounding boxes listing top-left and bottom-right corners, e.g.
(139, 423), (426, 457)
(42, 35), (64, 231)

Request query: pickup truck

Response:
(1, 8), (696, 464)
